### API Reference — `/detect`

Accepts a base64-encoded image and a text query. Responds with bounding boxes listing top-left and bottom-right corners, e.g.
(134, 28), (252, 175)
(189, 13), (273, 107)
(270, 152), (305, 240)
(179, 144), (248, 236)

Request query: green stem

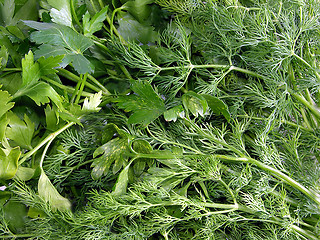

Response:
(19, 121), (76, 165)
(57, 69), (102, 93)
(214, 154), (320, 206)
(42, 76), (93, 97)
(70, 0), (83, 32)
(1, 67), (22, 72)
(87, 74), (111, 94)
(75, 73), (88, 104)
(159, 64), (265, 79)
(292, 92), (320, 120)
(237, 114), (310, 131)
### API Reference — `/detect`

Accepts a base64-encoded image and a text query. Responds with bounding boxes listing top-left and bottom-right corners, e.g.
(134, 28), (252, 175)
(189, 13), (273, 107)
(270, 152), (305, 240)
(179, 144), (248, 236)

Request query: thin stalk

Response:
(42, 76), (93, 97)
(87, 74), (111, 94)
(74, 73), (88, 104)
(57, 69), (102, 93)
(19, 121), (76, 165)
(1, 67), (22, 72)
(237, 114), (311, 131)
(0, 234), (34, 239)
(214, 154), (320, 206)
(159, 64), (265, 79)
(70, 74), (82, 103)
(292, 92), (320, 120)
(70, 0), (83, 32)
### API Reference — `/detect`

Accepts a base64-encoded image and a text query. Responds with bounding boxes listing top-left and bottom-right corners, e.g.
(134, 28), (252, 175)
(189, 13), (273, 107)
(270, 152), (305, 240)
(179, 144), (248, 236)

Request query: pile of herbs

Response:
(1, 0), (320, 239)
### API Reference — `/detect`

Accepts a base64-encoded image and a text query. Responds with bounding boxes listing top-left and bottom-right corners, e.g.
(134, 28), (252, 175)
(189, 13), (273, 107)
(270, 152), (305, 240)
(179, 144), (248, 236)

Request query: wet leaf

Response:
(182, 91), (208, 117)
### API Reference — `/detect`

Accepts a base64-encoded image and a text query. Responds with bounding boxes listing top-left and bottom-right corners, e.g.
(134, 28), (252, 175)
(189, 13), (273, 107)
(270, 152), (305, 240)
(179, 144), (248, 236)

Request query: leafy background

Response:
(1, 0), (320, 239)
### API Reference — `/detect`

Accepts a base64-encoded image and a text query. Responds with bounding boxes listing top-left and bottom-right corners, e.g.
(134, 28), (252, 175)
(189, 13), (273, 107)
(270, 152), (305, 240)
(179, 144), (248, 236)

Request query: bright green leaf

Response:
(0, 115), (9, 143)
(0, 89), (14, 119)
(14, 166), (35, 181)
(202, 94), (231, 121)
(6, 112), (34, 150)
(27, 207), (46, 219)
(38, 55), (64, 75)
(21, 50), (40, 87)
(38, 169), (71, 212)
(115, 80), (166, 125)
(0, 73), (22, 95)
(0, 146), (20, 180)
(182, 91), (208, 117)
(83, 6), (109, 37)
(82, 91), (102, 113)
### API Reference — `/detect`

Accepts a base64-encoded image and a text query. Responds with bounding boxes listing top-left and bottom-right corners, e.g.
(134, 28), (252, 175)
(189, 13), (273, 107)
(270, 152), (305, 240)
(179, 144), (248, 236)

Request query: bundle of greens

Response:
(1, 0), (320, 239)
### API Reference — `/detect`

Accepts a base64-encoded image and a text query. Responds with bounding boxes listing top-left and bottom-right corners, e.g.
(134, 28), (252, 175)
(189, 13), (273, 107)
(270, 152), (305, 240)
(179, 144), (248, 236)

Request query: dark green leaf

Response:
(202, 94), (231, 121)
(123, 0), (153, 23)
(115, 80), (166, 125)
(24, 21), (94, 74)
(117, 12), (157, 44)
(3, 201), (27, 233)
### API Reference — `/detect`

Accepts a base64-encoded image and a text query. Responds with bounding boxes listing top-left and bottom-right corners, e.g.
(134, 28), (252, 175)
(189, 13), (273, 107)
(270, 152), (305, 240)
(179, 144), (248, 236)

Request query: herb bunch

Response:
(1, 0), (320, 239)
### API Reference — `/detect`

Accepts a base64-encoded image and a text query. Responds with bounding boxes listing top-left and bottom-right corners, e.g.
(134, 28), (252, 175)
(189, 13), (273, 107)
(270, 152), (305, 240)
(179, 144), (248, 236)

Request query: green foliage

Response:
(115, 80), (166, 125)
(1, 0), (320, 239)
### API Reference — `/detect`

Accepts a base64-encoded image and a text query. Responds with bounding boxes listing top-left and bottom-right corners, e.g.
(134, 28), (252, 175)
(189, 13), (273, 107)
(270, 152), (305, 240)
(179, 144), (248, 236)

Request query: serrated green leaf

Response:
(0, 146), (20, 180)
(82, 91), (102, 113)
(83, 6), (108, 37)
(117, 12), (157, 44)
(91, 137), (130, 180)
(182, 91), (208, 117)
(164, 105), (185, 122)
(115, 80), (166, 125)
(0, 89), (14, 119)
(202, 94), (231, 121)
(45, 105), (59, 131)
(21, 50), (40, 87)
(24, 21), (94, 74)
(6, 112), (34, 150)
(38, 55), (64, 75)
(38, 169), (71, 212)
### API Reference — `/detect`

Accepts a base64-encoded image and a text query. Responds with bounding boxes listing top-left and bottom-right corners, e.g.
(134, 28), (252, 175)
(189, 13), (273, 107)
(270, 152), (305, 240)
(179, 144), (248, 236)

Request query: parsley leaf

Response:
(24, 21), (94, 74)
(115, 80), (166, 125)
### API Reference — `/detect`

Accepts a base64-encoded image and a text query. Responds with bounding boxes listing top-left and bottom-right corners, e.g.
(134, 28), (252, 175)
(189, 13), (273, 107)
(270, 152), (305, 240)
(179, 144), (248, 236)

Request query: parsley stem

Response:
(58, 69), (105, 94)
(1, 67), (22, 72)
(41, 76), (93, 97)
(87, 74), (110, 94)
(75, 73), (88, 104)
(19, 121), (76, 165)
